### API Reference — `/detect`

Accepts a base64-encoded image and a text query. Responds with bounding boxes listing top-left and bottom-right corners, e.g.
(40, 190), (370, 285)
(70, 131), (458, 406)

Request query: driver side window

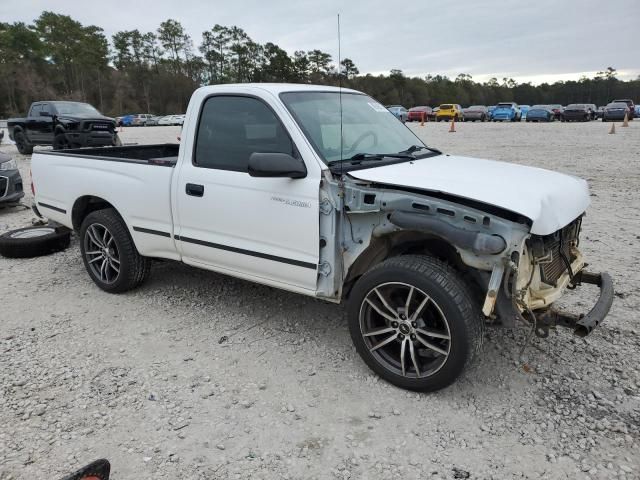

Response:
(194, 95), (296, 172)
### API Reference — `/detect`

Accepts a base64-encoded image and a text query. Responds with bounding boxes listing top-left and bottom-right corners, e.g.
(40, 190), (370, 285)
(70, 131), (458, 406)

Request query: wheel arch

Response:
(72, 195), (122, 231)
(343, 231), (467, 299)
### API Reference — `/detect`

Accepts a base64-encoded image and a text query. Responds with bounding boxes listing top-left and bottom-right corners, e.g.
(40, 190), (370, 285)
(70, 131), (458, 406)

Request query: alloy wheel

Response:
(84, 223), (120, 284)
(359, 282), (451, 379)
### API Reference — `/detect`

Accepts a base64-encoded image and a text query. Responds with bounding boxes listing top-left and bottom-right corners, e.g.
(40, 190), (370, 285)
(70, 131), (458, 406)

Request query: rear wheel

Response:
(14, 131), (34, 155)
(79, 208), (150, 293)
(348, 255), (482, 392)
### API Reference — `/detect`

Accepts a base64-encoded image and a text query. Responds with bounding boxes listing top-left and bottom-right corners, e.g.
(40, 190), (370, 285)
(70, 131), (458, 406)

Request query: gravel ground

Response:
(1, 121), (639, 480)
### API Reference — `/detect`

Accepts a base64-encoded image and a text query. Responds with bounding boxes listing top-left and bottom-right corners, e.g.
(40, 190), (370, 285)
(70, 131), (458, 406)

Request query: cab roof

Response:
(196, 83), (362, 96)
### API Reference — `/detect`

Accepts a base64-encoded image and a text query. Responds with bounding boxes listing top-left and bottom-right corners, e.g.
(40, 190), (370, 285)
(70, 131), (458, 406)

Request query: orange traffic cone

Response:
(449, 117), (456, 133)
(609, 122), (616, 134)
(420, 112), (425, 126)
(622, 112), (629, 127)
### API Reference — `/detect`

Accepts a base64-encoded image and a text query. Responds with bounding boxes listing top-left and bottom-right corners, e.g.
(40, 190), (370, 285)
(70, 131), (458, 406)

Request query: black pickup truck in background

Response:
(7, 101), (119, 155)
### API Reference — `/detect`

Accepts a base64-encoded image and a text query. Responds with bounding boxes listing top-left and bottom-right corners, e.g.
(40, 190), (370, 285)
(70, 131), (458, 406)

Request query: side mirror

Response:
(248, 153), (307, 179)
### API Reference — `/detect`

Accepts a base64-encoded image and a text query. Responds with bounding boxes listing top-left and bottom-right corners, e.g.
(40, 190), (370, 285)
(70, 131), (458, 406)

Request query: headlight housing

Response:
(0, 158), (18, 170)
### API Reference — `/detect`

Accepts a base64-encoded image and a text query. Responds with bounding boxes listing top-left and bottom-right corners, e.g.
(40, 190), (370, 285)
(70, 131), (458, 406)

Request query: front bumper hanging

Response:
(535, 271), (614, 337)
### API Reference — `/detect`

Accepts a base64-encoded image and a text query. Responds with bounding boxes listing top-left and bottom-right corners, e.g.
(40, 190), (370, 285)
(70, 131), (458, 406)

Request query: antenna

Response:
(338, 14), (344, 176)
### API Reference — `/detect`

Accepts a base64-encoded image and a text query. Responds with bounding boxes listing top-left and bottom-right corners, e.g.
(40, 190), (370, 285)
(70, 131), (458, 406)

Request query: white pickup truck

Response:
(31, 84), (613, 391)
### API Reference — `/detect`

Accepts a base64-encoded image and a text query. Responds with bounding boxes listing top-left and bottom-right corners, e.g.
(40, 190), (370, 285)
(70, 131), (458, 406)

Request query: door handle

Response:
(186, 183), (204, 197)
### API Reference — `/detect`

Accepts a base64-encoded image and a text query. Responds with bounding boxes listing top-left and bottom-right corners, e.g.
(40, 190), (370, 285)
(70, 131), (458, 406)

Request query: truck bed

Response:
(37, 144), (180, 167)
(32, 143), (182, 261)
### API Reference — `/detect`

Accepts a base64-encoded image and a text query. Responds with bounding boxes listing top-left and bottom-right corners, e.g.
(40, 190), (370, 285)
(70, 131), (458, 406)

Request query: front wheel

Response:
(53, 133), (71, 150)
(80, 208), (150, 293)
(348, 255), (482, 392)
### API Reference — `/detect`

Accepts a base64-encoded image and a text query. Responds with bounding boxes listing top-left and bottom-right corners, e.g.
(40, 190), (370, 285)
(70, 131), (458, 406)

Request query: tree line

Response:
(1, 12), (639, 118)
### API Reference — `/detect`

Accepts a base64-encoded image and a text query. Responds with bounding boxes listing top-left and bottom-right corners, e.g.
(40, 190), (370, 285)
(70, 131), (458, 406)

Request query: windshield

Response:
(531, 105), (548, 109)
(566, 104), (585, 109)
(53, 102), (102, 116)
(439, 104), (453, 109)
(280, 91), (429, 164)
(496, 103), (513, 108)
(468, 105), (484, 110)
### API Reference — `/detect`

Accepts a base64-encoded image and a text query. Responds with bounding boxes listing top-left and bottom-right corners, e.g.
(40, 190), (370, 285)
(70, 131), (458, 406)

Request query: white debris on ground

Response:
(1, 122), (639, 479)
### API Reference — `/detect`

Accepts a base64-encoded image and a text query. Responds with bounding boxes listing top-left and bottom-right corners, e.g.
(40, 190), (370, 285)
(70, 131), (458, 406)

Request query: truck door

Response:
(39, 103), (55, 144)
(174, 94), (320, 292)
(25, 104), (42, 142)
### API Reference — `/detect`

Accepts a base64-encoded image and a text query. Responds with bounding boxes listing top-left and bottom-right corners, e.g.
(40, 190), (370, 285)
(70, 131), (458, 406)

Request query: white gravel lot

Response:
(1, 120), (639, 480)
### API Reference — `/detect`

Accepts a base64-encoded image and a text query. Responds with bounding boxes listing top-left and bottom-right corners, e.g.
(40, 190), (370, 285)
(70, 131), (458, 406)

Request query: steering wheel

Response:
(344, 130), (378, 155)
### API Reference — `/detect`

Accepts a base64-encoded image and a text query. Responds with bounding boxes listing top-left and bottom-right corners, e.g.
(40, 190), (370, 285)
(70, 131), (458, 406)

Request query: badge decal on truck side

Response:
(271, 196), (311, 209)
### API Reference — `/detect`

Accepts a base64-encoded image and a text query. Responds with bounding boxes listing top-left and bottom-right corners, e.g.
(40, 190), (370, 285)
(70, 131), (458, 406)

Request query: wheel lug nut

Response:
(399, 334), (404, 339)
(412, 322), (417, 328)
(391, 322), (398, 328)
(410, 334), (416, 340)
(400, 314), (406, 320)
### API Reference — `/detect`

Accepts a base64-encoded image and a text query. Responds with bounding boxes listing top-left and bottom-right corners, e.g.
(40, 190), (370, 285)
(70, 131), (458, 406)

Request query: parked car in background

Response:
(611, 99), (635, 120)
(491, 102), (521, 122)
(118, 114), (134, 127)
(157, 115), (185, 126)
(519, 105), (530, 120)
(562, 104), (593, 122)
(7, 101), (118, 154)
(635, 105), (640, 119)
(157, 115), (174, 126)
(407, 106), (433, 122)
(387, 106), (409, 123)
(462, 105), (489, 122)
(525, 105), (556, 122)
(549, 105), (564, 121)
(595, 106), (605, 119)
(145, 116), (163, 126)
(132, 114), (154, 126)
(435, 104), (463, 122)
(0, 151), (24, 207)
(602, 102), (631, 121)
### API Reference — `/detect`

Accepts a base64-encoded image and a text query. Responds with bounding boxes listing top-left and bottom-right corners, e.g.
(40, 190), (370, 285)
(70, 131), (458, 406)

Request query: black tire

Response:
(79, 208), (150, 293)
(53, 132), (71, 150)
(14, 131), (34, 155)
(347, 255), (482, 392)
(0, 224), (71, 258)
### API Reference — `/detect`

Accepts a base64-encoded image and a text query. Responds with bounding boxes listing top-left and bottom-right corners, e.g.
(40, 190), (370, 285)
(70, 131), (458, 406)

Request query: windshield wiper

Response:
(328, 152), (415, 166)
(400, 144), (442, 155)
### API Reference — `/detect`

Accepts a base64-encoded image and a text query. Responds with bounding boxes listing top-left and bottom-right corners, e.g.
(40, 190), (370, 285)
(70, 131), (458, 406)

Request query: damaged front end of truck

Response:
(317, 171), (613, 340)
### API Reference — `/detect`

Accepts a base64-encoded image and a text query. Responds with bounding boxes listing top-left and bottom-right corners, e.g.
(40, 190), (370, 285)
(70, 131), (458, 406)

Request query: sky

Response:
(2, 0), (639, 84)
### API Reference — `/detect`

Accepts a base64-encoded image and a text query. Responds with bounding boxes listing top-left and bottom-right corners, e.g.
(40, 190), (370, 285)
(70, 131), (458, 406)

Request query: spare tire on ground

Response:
(0, 224), (71, 258)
